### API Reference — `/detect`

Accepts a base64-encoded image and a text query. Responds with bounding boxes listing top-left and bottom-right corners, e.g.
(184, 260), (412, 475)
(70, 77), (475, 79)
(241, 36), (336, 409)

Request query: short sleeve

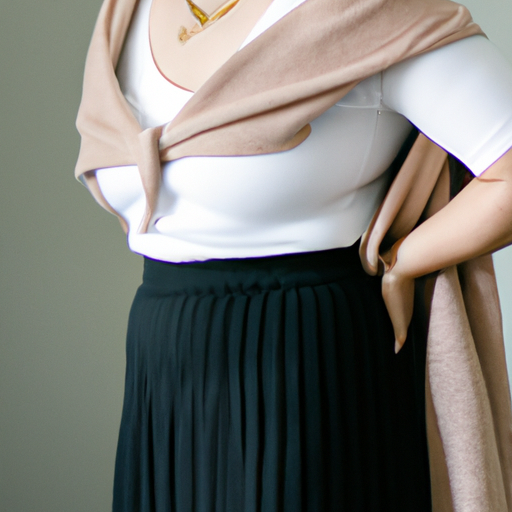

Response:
(382, 35), (512, 176)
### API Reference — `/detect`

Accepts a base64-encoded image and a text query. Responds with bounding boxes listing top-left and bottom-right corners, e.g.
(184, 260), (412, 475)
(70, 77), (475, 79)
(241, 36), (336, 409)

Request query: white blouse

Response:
(95, 0), (512, 263)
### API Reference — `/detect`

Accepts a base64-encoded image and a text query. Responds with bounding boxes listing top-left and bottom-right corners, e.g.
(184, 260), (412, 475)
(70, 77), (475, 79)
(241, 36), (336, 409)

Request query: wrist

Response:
(380, 236), (407, 275)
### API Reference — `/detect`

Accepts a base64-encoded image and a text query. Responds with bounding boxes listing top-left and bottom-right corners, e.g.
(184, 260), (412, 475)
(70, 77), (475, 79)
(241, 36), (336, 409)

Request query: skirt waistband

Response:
(141, 242), (368, 296)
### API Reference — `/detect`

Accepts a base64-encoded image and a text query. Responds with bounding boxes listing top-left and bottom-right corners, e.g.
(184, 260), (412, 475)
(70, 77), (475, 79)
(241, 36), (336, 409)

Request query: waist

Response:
(140, 241), (368, 297)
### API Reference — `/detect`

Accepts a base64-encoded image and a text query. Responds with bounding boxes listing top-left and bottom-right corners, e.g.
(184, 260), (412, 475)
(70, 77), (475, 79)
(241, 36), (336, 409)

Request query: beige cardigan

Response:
(75, 0), (482, 231)
(75, 0), (512, 509)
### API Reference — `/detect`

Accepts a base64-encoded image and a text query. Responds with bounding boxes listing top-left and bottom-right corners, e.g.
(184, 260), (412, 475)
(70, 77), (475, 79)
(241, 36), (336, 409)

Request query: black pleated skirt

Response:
(112, 244), (431, 512)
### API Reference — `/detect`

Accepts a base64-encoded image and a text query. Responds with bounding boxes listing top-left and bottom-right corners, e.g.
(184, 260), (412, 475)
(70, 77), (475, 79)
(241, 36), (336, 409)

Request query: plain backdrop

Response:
(0, 0), (511, 511)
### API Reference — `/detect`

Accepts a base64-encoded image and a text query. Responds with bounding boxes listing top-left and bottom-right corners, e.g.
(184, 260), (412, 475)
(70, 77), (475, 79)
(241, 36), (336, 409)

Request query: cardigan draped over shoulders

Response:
(75, 0), (482, 232)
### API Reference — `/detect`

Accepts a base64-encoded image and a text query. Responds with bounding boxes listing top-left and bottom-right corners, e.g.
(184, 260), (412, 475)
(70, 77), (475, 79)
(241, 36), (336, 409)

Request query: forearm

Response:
(395, 147), (512, 279)
(383, 146), (512, 351)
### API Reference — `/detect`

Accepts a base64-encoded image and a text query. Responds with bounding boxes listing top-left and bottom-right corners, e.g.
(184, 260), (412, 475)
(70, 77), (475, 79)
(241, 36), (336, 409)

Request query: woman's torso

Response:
(95, 0), (512, 262)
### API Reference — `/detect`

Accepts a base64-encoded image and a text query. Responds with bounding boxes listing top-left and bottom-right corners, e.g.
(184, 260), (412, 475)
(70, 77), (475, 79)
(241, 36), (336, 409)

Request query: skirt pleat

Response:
(113, 245), (431, 512)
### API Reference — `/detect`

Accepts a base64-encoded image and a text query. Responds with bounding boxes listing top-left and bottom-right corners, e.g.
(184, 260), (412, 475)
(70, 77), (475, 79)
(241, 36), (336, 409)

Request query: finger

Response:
(381, 273), (414, 353)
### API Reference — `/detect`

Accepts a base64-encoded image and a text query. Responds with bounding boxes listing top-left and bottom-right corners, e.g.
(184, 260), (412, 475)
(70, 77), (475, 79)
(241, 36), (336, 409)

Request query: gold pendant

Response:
(178, 0), (240, 44)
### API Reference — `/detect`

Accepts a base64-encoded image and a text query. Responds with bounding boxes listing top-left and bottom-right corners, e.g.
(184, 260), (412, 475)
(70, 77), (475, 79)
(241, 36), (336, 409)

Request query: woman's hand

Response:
(380, 238), (415, 353)
(382, 267), (415, 354)
(380, 147), (512, 354)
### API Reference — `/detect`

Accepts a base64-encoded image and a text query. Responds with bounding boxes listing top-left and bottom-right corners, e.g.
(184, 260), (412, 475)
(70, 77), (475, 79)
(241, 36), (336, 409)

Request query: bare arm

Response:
(383, 146), (512, 352)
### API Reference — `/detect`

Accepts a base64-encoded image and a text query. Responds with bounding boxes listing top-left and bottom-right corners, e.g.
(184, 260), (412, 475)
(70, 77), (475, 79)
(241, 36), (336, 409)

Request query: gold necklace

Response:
(179, 0), (240, 44)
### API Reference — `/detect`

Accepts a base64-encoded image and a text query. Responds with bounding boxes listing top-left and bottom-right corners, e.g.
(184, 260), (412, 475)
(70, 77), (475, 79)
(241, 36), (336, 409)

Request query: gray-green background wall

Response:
(1, 1), (510, 510)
